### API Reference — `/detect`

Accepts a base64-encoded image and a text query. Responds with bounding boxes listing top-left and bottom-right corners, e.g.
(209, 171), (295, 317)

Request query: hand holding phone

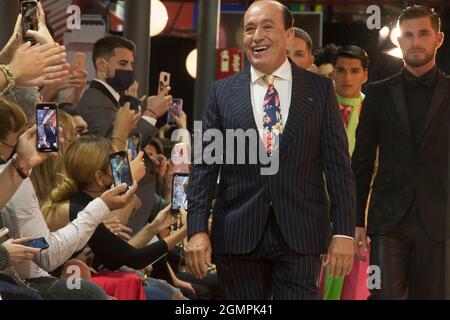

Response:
(127, 133), (142, 161)
(36, 103), (59, 153)
(21, 0), (39, 44)
(167, 98), (183, 125)
(171, 173), (189, 215)
(23, 237), (49, 250)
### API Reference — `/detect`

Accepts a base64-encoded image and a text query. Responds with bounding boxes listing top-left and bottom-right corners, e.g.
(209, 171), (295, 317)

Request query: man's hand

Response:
(16, 125), (58, 169)
(323, 237), (354, 278)
(354, 227), (369, 261)
(185, 232), (213, 279)
(125, 81), (139, 98)
(144, 86), (172, 119)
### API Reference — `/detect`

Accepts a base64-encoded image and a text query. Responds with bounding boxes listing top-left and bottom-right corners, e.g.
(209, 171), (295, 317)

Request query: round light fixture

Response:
(186, 49), (198, 79)
(150, 0), (168, 37)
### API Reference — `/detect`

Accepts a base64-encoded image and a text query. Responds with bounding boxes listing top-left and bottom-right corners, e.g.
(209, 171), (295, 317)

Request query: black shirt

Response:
(402, 66), (438, 146)
(68, 191), (168, 271)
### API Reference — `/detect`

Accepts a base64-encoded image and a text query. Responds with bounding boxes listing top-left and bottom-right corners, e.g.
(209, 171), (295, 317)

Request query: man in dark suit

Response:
(43, 123), (57, 148)
(186, 0), (356, 300)
(352, 5), (449, 299)
(75, 35), (171, 232)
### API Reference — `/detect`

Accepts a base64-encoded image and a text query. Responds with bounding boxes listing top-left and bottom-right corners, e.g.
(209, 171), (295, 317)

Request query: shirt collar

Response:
(93, 79), (121, 102)
(250, 59), (292, 84)
(403, 66), (438, 89)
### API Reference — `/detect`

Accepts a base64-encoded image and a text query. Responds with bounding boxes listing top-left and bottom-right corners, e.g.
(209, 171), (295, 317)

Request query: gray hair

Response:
(292, 27), (313, 52)
(2, 86), (41, 124)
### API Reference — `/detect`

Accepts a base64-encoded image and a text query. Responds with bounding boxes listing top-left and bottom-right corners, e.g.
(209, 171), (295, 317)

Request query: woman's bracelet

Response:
(0, 64), (15, 95)
(11, 154), (30, 179)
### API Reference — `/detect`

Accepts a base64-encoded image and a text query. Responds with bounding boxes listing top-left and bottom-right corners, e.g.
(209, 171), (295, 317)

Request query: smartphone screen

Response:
(127, 133), (141, 160)
(158, 72), (171, 95)
(73, 52), (86, 70)
(24, 237), (49, 250)
(167, 98), (183, 125)
(171, 173), (189, 214)
(21, 0), (38, 43)
(36, 103), (59, 152)
(110, 151), (133, 192)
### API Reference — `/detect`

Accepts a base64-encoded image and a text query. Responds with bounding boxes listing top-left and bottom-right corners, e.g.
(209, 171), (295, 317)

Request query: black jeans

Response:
(369, 204), (444, 299)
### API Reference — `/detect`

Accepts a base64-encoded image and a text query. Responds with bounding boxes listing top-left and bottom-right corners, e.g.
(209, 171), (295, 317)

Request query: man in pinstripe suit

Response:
(186, 0), (356, 300)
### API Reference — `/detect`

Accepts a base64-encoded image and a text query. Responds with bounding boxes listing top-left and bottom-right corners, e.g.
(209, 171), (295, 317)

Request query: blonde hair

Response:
(59, 111), (77, 145)
(42, 136), (112, 216)
(0, 99), (27, 140)
(31, 111), (77, 205)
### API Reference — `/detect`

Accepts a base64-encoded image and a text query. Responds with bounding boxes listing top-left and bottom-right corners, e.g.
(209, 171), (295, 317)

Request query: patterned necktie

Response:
(262, 75), (283, 155)
(339, 104), (352, 128)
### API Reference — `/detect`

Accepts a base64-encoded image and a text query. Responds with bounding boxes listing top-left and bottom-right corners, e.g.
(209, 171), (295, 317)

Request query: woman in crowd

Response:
(43, 135), (187, 272)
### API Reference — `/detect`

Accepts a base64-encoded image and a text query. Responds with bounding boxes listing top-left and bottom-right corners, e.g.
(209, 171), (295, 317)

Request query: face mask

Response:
(104, 61), (134, 92)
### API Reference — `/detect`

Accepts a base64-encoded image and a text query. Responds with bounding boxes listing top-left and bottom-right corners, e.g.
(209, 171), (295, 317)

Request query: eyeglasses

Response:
(0, 140), (16, 149)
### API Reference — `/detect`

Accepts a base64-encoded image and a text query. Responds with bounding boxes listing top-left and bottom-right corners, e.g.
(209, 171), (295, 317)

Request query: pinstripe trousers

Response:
(214, 210), (322, 300)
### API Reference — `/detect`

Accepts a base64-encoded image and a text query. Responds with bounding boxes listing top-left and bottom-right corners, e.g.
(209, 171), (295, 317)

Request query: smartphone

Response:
(73, 52), (86, 70)
(127, 133), (141, 161)
(158, 71), (171, 95)
(171, 173), (189, 215)
(109, 151), (133, 193)
(36, 103), (59, 152)
(171, 142), (189, 166)
(24, 237), (49, 250)
(167, 98), (183, 125)
(21, 0), (39, 44)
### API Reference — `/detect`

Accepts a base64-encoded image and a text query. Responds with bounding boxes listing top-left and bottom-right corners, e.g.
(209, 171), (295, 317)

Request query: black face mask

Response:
(105, 69), (134, 93)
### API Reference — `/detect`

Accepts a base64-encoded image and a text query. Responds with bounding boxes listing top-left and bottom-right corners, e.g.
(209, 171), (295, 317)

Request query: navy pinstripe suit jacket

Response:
(187, 64), (356, 255)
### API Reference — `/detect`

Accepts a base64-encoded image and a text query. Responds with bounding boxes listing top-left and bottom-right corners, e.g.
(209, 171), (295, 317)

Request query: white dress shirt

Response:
(249, 60), (353, 241)
(93, 79), (157, 126)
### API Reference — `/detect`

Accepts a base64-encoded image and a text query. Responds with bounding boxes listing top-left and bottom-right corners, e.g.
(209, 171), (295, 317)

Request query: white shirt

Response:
(93, 79), (157, 126)
(249, 60), (353, 241)
(0, 164), (111, 279)
(250, 59), (292, 141)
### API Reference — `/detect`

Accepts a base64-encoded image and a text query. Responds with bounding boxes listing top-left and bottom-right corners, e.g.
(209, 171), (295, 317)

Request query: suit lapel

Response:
(228, 68), (258, 132)
(279, 66), (316, 155)
(90, 80), (120, 108)
(388, 73), (413, 142)
(421, 73), (450, 147)
(423, 72), (449, 133)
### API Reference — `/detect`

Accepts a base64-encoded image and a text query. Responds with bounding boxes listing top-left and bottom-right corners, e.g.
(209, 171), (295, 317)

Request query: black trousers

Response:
(369, 203), (445, 299)
(214, 212), (322, 300)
